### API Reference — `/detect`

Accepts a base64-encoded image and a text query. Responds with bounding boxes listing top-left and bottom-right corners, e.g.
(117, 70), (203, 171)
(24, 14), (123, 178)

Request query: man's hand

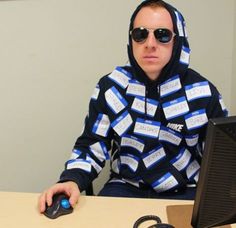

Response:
(38, 181), (80, 213)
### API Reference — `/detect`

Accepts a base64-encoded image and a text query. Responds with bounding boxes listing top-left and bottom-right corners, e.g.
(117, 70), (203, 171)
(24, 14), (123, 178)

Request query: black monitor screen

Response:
(191, 116), (236, 228)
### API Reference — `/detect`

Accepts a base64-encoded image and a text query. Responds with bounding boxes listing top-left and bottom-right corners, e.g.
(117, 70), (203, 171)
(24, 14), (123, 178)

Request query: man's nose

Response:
(145, 31), (157, 48)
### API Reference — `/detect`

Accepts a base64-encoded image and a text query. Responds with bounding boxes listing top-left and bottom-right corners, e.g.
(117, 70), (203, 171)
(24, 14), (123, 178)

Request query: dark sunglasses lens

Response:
(154, 29), (172, 43)
(131, 28), (149, 42)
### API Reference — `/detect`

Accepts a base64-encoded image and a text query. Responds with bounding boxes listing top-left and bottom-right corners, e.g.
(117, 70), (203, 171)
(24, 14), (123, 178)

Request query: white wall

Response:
(0, 0), (235, 194)
(231, 1), (236, 115)
(168, 0), (235, 113)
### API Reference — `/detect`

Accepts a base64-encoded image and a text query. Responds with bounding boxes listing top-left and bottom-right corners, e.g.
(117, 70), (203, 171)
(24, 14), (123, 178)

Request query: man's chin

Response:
(144, 71), (160, 81)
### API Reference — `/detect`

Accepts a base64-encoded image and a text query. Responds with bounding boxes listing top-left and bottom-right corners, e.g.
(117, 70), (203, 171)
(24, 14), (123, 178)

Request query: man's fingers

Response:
(38, 192), (47, 213)
(38, 188), (56, 213)
(46, 190), (54, 207)
(38, 182), (80, 213)
(69, 190), (80, 207)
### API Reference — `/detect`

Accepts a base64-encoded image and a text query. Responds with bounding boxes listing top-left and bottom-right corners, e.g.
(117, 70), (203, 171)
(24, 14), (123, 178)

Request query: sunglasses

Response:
(130, 27), (175, 43)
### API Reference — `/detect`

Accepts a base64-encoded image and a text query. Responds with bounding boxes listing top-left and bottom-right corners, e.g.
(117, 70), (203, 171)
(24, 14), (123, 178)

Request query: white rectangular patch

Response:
(86, 155), (102, 174)
(143, 146), (166, 169)
(91, 84), (100, 100)
(180, 46), (190, 65)
(185, 109), (208, 130)
(163, 96), (189, 120)
(108, 178), (125, 184)
(121, 135), (144, 153)
(131, 97), (158, 117)
(175, 11), (184, 37)
(122, 178), (140, 188)
(134, 118), (160, 138)
(159, 126), (182, 146)
(108, 67), (132, 89)
(219, 95), (227, 111)
(194, 171), (199, 182)
(120, 154), (139, 172)
(70, 149), (82, 160)
(170, 148), (191, 171)
(152, 172), (179, 193)
(186, 160), (200, 180)
(67, 159), (91, 173)
(111, 111), (133, 136)
(185, 81), (211, 101)
(105, 86), (127, 114)
(89, 141), (109, 162)
(185, 134), (199, 147)
(92, 114), (110, 137)
(126, 80), (146, 97)
(160, 75), (181, 98)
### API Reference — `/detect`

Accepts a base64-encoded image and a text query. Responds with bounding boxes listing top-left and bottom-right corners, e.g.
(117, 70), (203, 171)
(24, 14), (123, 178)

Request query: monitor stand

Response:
(166, 204), (231, 228)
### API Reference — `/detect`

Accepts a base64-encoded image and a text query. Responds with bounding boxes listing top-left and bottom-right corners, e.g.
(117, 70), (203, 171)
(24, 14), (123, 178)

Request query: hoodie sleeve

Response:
(59, 76), (113, 192)
(206, 84), (228, 119)
(196, 83), (228, 158)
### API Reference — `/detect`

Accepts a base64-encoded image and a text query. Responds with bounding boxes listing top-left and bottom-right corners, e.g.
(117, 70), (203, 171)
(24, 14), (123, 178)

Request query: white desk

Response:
(0, 191), (234, 228)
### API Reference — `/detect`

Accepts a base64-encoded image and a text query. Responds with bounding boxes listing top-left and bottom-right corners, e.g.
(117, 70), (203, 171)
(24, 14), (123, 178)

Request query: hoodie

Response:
(59, 0), (227, 194)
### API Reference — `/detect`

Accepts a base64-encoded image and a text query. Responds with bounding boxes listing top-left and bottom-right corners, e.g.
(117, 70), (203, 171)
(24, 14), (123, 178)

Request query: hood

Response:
(127, 0), (190, 85)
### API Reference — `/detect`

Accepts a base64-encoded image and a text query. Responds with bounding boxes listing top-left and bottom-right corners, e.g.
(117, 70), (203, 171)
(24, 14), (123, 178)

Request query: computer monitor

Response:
(191, 116), (236, 228)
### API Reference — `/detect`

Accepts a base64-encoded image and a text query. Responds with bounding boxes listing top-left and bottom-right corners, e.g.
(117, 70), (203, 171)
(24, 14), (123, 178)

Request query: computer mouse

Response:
(43, 193), (73, 219)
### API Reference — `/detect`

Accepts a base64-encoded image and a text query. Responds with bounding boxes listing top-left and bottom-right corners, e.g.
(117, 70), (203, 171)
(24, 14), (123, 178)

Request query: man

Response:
(38, 0), (227, 213)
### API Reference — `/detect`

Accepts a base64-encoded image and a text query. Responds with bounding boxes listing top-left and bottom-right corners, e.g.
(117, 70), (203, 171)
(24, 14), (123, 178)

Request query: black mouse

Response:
(43, 193), (73, 219)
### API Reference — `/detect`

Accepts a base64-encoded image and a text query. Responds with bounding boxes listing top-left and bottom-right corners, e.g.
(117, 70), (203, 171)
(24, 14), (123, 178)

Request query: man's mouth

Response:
(143, 56), (158, 61)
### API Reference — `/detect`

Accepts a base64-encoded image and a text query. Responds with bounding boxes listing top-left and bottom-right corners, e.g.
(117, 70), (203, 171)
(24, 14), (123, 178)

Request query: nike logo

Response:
(167, 123), (184, 132)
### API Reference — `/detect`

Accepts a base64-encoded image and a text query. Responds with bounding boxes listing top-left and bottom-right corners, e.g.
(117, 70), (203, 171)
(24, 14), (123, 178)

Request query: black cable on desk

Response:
(133, 215), (175, 228)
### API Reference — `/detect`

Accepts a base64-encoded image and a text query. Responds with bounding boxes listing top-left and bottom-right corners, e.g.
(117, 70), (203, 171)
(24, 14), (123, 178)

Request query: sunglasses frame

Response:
(130, 27), (176, 44)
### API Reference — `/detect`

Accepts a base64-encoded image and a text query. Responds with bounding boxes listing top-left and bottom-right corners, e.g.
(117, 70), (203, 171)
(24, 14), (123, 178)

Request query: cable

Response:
(133, 215), (175, 228)
(133, 215), (161, 228)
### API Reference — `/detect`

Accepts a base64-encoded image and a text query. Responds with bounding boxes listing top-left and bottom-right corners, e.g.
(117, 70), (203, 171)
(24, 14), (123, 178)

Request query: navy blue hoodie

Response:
(59, 0), (227, 193)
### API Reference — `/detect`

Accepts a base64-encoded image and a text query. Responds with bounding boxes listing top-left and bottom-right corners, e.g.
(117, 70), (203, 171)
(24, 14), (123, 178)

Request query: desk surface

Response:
(0, 191), (234, 228)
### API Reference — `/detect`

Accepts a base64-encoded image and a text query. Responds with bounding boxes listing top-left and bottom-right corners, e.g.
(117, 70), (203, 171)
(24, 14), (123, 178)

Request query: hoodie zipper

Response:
(144, 83), (161, 122)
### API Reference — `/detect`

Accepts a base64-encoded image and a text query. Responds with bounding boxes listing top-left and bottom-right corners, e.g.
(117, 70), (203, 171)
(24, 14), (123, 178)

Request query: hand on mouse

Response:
(43, 193), (74, 219)
(38, 181), (80, 214)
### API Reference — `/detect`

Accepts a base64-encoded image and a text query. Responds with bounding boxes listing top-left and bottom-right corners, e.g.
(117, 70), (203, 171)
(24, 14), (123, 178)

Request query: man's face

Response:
(132, 6), (174, 81)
